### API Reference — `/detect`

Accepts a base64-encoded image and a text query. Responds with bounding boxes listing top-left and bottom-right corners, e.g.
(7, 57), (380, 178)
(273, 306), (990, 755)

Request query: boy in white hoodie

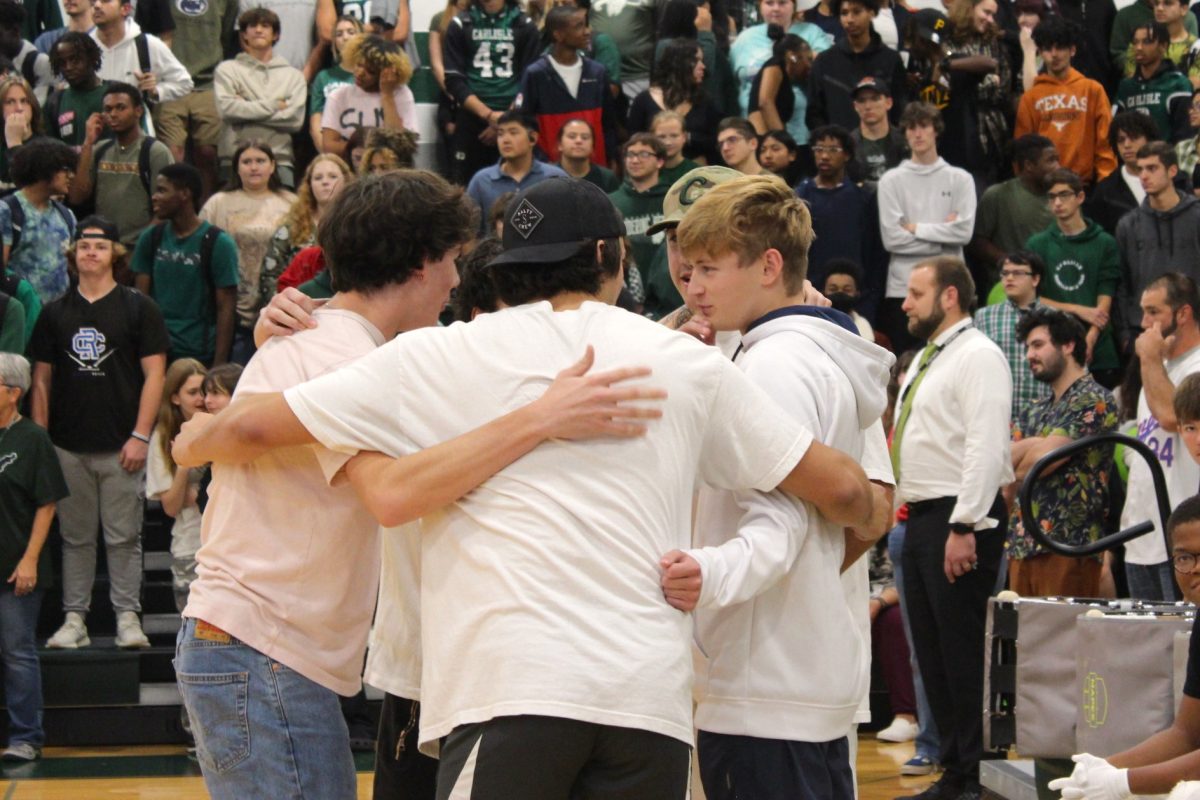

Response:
(669, 174), (896, 800)
(877, 101), (976, 353)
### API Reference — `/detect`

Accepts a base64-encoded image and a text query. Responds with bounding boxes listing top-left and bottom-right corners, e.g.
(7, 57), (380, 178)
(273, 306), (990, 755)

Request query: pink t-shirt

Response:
(321, 83), (419, 141)
(183, 308), (385, 695)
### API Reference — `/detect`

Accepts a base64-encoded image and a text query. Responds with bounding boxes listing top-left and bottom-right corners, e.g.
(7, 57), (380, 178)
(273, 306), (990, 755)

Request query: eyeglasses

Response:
(1173, 551), (1200, 573)
(625, 150), (658, 161)
(1046, 190), (1078, 201)
(813, 145), (845, 154)
(999, 269), (1033, 278)
(718, 135), (745, 147)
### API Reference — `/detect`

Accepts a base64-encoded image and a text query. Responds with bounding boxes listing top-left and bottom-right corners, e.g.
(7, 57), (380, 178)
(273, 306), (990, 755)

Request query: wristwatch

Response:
(949, 522), (974, 534)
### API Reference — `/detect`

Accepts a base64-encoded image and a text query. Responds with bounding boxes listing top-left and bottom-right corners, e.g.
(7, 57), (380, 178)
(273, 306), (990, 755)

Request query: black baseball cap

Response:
(851, 76), (891, 98)
(74, 215), (120, 243)
(912, 8), (948, 44)
(489, 177), (626, 268)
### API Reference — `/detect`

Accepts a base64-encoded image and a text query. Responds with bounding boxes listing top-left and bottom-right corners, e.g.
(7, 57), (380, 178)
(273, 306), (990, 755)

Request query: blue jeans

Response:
(1125, 561), (1182, 602)
(175, 618), (357, 800)
(0, 588), (44, 747)
(887, 523), (939, 762)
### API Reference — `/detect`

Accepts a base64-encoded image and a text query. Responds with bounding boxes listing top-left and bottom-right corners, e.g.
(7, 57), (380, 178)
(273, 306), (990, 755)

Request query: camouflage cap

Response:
(646, 166), (743, 236)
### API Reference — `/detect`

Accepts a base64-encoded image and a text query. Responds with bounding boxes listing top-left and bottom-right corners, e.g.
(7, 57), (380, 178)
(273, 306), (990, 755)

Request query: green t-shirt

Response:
(589, 0), (664, 82)
(91, 135), (176, 246)
(44, 84), (107, 148)
(21, 0), (62, 44)
(310, 65), (354, 115)
(0, 417), (68, 589)
(608, 181), (667, 286)
(657, 158), (700, 189)
(131, 221), (240, 362)
(300, 268), (334, 299)
(975, 178), (1055, 257)
(580, 163), (621, 193)
(642, 243), (682, 320)
(0, 294), (23, 354)
(168, 0), (240, 88)
(2, 271), (38, 349)
(466, 4), (526, 109)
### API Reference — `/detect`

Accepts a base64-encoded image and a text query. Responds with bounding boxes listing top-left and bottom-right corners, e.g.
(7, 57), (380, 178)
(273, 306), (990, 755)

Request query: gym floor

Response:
(0, 735), (942, 798)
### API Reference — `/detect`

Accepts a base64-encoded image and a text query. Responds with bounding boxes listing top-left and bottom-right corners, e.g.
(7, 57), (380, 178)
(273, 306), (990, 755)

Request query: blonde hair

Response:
(0, 76), (42, 136)
(281, 153), (352, 244)
(341, 34), (414, 86)
(651, 109), (686, 131)
(676, 174), (813, 294)
(155, 358), (207, 474)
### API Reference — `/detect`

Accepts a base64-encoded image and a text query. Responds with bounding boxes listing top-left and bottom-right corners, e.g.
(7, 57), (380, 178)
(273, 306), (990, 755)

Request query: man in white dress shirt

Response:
(891, 256), (1014, 800)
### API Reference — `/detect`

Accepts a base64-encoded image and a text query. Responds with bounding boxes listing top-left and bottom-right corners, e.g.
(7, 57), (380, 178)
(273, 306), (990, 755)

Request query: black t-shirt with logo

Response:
(30, 285), (170, 453)
(0, 417), (68, 589)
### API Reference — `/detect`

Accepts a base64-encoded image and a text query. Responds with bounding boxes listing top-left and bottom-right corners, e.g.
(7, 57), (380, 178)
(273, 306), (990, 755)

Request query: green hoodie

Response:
(608, 180), (667, 287)
(1026, 219), (1121, 371)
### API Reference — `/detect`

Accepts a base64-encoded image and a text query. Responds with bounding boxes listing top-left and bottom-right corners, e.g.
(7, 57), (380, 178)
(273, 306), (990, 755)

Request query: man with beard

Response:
(1121, 273), (1200, 600)
(892, 256), (1012, 800)
(1004, 307), (1118, 597)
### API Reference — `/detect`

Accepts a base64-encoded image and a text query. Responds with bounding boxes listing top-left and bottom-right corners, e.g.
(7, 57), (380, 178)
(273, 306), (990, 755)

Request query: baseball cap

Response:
(74, 215), (120, 243)
(912, 8), (949, 44)
(489, 177), (626, 268)
(851, 76), (891, 99)
(645, 166), (742, 236)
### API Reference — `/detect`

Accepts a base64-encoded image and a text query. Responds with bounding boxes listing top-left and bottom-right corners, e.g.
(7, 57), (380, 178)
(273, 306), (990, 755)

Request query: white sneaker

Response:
(876, 716), (920, 743)
(115, 612), (150, 649)
(45, 612), (90, 649)
(1, 743), (40, 762)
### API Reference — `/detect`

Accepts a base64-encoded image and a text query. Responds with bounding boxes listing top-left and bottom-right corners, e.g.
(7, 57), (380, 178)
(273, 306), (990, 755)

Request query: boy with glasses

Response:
(975, 251), (1052, 423)
(1027, 168), (1122, 387)
(717, 117), (763, 174)
(608, 133), (668, 288)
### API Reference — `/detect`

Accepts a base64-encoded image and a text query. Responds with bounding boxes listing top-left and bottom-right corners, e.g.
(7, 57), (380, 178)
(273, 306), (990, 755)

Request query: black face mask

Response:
(827, 292), (858, 314)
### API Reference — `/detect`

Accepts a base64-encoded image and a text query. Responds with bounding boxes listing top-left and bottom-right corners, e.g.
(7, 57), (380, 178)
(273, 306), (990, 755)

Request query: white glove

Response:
(1048, 753), (1131, 800)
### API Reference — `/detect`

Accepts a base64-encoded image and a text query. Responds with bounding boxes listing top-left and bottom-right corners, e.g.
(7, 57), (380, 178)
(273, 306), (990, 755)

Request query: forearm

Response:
(68, 143), (94, 206)
(134, 370), (161, 439)
(761, 98), (783, 132)
(343, 402), (558, 527)
(1142, 358), (1178, 431)
(158, 466), (191, 517)
(214, 295), (235, 365)
(309, 114), (324, 152)
(1111, 725), (1199, 772)
(777, 441), (874, 528)
(30, 377), (48, 427)
(842, 528), (875, 572)
(23, 504), (54, 563)
(1038, 296), (1088, 317)
(176, 393), (314, 466)
(380, 89), (403, 130)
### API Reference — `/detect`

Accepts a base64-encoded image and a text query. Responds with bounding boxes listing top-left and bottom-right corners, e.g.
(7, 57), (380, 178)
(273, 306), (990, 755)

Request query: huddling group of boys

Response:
(3, 0), (1200, 796)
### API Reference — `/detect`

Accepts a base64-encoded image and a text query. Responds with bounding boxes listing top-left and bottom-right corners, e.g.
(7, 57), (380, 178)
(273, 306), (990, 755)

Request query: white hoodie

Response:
(877, 157), (977, 299)
(687, 310), (895, 743)
(91, 20), (194, 131)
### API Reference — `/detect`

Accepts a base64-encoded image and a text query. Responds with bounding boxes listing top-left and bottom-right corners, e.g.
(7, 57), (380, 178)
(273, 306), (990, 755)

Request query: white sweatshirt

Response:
(688, 310), (895, 743)
(214, 53), (308, 166)
(91, 21), (194, 118)
(877, 157), (977, 298)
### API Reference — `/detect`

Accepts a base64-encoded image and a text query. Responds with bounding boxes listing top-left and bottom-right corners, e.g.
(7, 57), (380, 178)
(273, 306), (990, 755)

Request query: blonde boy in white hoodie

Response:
(666, 174), (896, 800)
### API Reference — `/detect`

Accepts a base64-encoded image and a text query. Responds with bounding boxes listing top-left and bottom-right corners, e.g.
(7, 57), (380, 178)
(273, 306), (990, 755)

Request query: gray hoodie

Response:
(1116, 191), (1200, 346)
(213, 52), (307, 168)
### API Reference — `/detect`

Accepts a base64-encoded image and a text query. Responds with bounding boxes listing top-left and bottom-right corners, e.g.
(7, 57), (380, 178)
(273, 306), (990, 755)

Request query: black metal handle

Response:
(1018, 432), (1172, 558)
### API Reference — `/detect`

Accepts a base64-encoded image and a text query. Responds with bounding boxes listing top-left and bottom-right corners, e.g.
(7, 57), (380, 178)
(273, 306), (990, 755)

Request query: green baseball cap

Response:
(646, 166), (743, 236)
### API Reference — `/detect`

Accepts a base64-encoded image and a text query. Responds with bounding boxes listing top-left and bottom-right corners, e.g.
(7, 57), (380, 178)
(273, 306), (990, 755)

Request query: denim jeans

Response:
(887, 523), (940, 762)
(0, 588), (44, 747)
(175, 618), (357, 800)
(1125, 561), (1182, 602)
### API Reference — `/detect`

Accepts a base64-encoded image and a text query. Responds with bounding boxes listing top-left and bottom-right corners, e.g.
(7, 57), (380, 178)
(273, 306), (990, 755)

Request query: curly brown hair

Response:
(280, 153), (353, 244)
(341, 34), (414, 85)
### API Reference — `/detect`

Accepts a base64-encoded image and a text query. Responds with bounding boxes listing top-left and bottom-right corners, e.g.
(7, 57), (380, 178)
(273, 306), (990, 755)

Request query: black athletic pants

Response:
(436, 715), (691, 799)
(697, 731), (854, 800)
(901, 494), (1006, 790)
(373, 694), (438, 800)
(451, 108), (500, 186)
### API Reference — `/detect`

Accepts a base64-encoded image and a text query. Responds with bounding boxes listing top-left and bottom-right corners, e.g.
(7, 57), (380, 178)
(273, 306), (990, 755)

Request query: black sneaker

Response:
(895, 776), (963, 800)
(954, 785), (983, 800)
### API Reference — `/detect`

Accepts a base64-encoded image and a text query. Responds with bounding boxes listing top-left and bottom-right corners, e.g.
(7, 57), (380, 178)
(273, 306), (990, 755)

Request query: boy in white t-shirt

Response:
(663, 174), (894, 800)
(177, 176), (886, 798)
(170, 171), (664, 800)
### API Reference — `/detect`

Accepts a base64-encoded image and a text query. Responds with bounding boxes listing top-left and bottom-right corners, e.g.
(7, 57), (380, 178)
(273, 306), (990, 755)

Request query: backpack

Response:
(148, 222), (223, 311)
(93, 136), (157, 215)
(3, 194), (75, 263)
(18, 50), (38, 93)
(134, 33), (153, 106)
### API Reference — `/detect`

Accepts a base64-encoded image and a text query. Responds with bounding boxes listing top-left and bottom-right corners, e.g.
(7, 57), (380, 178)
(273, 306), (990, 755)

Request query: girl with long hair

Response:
(730, 0), (830, 117)
(629, 38), (724, 162)
(146, 358), (207, 611)
(747, 27), (812, 143)
(944, 0), (1015, 184)
(200, 140), (297, 364)
(0, 77), (41, 187)
(258, 153), (352, 305)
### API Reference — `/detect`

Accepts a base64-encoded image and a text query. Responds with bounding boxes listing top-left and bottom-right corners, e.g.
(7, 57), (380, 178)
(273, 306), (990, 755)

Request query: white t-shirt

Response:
(1122, 344), (1200, 565)
(183, 308), (386, 696)
(146, 430), (202, 559)
(321, 83), (420, 141)
(284, 301), (814, 749)
(550, 56), (584, 98)
(1122, 165), (1148, 206)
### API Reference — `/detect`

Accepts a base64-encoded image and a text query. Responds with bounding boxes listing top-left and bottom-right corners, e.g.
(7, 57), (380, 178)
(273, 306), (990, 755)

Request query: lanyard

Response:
(899, 324), (973, 406)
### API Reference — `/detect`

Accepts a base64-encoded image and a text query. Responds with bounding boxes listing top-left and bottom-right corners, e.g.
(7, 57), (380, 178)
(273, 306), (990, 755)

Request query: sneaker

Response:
(896, 775), (961, 800)
(45, 612), (89, 649)
(1, 743), (41, 762)
(115, 611), (150, 649)
(901, 755), (938, 776)
(878, 716), (920, 742)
